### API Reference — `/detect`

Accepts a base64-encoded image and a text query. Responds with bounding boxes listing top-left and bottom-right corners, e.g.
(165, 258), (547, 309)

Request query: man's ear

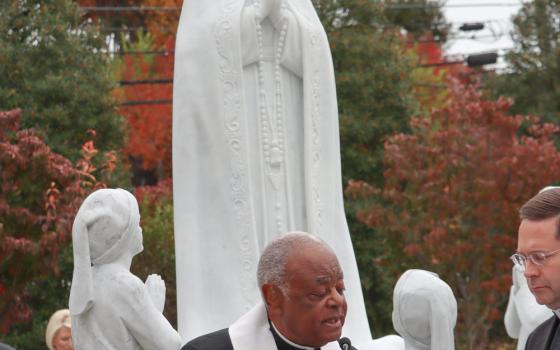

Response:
(261, 284), (283, 311)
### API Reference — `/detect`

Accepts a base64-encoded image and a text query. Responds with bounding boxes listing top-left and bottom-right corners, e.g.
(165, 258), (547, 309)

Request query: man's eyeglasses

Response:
(510, 247), (560, 271)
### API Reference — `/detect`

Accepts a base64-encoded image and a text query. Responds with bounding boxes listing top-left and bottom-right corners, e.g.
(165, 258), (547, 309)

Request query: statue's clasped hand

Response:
(145, 274), (166, 313)
(258, 0), (285, 28)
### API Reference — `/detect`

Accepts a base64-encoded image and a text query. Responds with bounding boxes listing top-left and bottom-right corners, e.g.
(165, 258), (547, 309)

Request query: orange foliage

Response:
(75, 0), (181, 181)
(75, 0), (182, 46)
(116, 37), (174, 180)
(142, 0), (182, 46)
(406, 33), (474, 111)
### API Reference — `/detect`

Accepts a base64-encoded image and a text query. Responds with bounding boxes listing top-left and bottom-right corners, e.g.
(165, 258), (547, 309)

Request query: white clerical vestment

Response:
(229, 303), (340, 350)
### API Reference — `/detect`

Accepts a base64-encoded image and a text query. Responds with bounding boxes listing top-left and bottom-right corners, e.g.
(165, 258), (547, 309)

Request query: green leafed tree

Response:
(384, 0), (448, 40)
(132, 180), (176, 327)
(489, 0), (560, 123)
(314, 0), (420, 191)
(0, 0), (124, 161)
(312, 0), (433, 336)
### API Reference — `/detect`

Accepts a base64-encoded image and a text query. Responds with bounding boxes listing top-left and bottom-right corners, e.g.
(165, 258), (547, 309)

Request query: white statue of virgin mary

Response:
(173, 0), (372, 345)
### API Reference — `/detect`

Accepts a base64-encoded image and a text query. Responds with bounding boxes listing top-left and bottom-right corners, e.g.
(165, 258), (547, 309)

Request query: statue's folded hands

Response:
(146, 274), (166, 313)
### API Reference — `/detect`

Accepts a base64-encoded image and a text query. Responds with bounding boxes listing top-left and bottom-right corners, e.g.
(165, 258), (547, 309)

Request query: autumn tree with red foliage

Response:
(346, 81), (560, 349)
(114, 35), (174, 184)
(141, 0), (182, 47)
(0, 109), (115, 334)
(407, 33), (475, 113)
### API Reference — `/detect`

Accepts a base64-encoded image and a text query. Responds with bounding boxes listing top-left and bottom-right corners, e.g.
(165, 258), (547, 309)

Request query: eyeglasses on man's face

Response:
(510, 247), (560, 271)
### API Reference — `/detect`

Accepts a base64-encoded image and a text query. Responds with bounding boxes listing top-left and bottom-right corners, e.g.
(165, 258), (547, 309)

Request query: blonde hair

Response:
(45, 309), (71, 350)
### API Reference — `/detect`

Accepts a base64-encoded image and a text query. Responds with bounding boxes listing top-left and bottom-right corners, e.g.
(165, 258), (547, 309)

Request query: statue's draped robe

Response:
(72, 266), (181, 350)
(173, 0), (371, 345)
(70, 189), (181, 350)
(504, 267), (552, 350)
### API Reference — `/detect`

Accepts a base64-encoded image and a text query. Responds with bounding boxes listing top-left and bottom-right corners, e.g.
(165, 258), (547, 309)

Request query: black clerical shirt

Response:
(268, 321), (321, 350)
(181, 320), (354, 350)
(180, 325), (321, 350)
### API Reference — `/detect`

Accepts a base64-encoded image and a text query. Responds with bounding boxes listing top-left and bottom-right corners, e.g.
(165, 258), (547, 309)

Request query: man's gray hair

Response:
(257, 231), (331, 290)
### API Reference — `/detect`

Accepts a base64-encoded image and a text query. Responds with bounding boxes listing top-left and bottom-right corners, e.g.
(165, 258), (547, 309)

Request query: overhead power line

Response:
(99, 17), (510, 31)
(116, 52), (505, 104)
(118, 78), (173, 86)
(117, 52), (502, 85)
(418, 60), (464, 68)
(101, 27), (175, 34)
(114, 50), (175, 56)
(409, 33), (503, 45)
(119, 99), (172, 106)
(108, 33), (503, 56)
(386, 2), (522, 9)
(80, 6), (179, 13)
(79, 2), (522, 13)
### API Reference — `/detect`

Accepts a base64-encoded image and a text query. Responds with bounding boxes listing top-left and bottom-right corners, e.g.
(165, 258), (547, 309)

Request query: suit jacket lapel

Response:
(529, 316), (559, 350)
(545, 316), (560, 350)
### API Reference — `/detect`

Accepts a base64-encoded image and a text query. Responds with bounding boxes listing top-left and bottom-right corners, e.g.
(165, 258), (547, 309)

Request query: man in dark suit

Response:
(513, 187), (560, 349)
(182, 232), (353, 350)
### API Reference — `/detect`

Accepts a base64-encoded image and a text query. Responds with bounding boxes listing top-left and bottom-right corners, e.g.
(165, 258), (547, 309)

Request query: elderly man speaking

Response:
(182, 232), (352, 350)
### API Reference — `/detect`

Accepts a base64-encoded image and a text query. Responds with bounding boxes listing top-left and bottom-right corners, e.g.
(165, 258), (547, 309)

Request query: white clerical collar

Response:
(271, 321), (316, 350)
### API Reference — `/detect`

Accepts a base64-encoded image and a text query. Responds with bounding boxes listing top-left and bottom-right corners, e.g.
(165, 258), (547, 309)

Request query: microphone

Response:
(338, 337), (352, 350)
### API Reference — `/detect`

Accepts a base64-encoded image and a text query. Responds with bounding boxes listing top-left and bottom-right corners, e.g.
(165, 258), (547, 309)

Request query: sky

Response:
(442, 0), (526, 69)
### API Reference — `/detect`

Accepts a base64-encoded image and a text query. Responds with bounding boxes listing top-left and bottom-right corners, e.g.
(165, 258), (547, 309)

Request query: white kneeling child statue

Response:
(392, 269), (457, 350)
(504, 265), (552, 350)
(69, 188), (182, 350)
